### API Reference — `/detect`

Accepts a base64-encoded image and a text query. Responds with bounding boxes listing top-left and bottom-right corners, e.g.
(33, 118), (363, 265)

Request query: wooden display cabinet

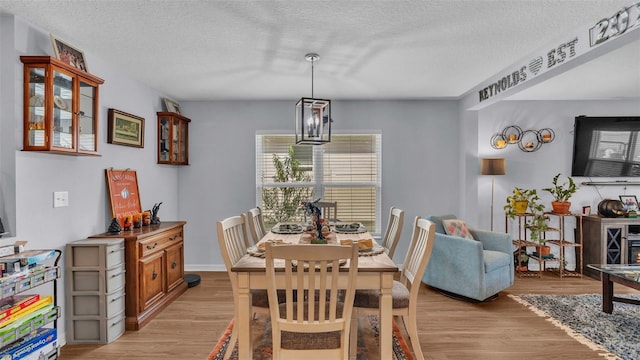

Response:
(89, 221), (187, 330)
(21, 56), (104, 155)
(582, 215), (640, 279)
(157, 112), (190, 165)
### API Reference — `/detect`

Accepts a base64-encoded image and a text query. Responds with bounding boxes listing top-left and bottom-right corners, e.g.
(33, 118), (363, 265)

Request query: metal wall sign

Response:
(590, 2), (640, 47)
(473, 1), (640, 107)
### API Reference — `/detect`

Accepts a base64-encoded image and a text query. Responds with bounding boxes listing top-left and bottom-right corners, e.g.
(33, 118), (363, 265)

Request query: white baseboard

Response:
(184, 264), (226, 272)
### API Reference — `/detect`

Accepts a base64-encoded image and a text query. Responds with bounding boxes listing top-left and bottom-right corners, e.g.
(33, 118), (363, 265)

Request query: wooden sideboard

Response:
(90, 221), (187, 330)
(583, 215), (640, 279)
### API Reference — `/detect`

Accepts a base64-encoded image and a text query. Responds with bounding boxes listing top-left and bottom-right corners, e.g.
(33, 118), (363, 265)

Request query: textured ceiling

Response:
(0, 0), (638, 102)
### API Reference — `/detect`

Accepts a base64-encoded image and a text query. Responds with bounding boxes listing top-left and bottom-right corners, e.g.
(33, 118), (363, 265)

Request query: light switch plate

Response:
(53, 191), (68, 208)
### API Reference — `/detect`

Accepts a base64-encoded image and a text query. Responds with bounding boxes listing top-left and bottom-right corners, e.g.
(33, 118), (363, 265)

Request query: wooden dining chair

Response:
(350, 216), (435, 360)
(217, 214), (271, 360)
(304, 201), (339, 223)
(247, 207), (267, 245)
(380, 206), (405, 260)
(265, 243), (359, 360)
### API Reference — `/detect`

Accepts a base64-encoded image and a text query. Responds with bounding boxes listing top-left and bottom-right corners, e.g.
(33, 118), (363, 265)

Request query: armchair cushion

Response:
(442, 219), (475, 240)
(425, 214), (457, 234)
(483, 250), (512, 273)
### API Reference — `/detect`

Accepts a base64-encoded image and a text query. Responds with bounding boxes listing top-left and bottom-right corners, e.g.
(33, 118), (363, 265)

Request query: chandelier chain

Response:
(311, 57), (315, 98)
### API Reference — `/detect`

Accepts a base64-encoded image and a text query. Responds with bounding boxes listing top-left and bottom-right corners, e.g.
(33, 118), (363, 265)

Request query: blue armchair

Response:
(421, 215), (514, 302)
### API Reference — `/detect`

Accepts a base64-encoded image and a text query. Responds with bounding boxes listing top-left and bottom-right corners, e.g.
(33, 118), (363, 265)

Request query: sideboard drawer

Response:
(138, 228), (183, 257)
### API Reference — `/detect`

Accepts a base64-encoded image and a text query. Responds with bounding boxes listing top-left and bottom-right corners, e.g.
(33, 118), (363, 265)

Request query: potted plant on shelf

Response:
(527, 209), (550, 256)
(504, 187), (540, 218)
(542, 173), (577, 214)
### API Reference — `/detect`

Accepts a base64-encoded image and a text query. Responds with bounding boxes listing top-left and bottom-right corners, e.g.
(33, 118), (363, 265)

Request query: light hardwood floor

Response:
(59, 271), (639, 360)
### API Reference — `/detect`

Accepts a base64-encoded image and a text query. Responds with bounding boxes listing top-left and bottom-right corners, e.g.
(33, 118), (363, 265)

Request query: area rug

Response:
(509, 293), (640, 360)
(207, 314), (414, 360)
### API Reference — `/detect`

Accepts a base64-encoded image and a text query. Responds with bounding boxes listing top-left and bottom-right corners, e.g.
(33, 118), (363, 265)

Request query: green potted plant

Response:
(542, 173), (577, 214)
(504, 187), (540, 218)
(526, 210), (549, 245)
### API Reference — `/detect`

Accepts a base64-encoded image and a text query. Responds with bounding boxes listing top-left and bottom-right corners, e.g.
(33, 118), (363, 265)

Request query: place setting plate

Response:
(333, 223), (367, 234)
(339, 238), (385, 256)
(356, 244), (385, 256)
(247, 239), (290, 257)
(271, 223), (304, 234)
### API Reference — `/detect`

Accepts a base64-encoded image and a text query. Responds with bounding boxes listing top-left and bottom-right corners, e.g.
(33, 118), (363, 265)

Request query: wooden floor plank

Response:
(59, 271), (639, 360)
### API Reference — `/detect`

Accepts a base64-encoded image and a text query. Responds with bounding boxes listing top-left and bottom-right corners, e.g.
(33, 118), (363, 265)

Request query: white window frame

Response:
(256, 131), (382, 235)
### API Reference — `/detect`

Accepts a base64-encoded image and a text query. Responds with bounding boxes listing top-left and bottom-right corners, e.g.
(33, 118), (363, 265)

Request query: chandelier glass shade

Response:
(295, 53), (331, 145)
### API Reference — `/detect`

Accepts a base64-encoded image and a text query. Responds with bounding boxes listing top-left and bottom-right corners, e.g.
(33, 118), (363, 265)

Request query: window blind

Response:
(256, 133), (381, 234)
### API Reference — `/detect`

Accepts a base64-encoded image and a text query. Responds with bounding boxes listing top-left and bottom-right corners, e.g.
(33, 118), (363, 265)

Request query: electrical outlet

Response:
(53, 191), (68, 208)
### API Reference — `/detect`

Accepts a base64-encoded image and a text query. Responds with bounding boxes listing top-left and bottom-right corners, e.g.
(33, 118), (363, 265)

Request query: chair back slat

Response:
(401, 217), (436, 298)
(247, 207), (266, 245)
(217, 215), (250, 269)
(217, 214), (252, 299)
(304, 201), (338, 223)
(380, 206), (405, 259)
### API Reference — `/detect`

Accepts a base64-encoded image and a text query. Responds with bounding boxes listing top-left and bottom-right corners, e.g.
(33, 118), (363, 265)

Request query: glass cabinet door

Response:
(52, 69), (74, 150)
(78, 81), (97, 152)
(159, 116), (170, 162)
(172, 118), (179, 162)
(179, 120), (188, 163)
(27, 67), (46, 147)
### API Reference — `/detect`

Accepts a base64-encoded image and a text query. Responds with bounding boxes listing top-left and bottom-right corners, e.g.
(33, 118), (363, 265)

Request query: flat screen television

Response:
(571, 116), (640, 177)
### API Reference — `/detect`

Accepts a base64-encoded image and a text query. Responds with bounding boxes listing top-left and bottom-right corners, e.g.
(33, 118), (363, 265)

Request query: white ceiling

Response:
(1, 0), (638, 102)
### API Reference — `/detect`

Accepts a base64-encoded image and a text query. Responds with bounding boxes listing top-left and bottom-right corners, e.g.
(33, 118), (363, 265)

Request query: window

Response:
(256, 133), (381, 234)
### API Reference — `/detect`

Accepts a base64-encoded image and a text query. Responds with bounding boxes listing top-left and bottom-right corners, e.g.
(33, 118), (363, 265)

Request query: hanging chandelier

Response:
(295, 53), (331, 145)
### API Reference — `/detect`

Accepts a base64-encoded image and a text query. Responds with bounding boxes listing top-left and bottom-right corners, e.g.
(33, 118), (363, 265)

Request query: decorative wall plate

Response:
(29, 95), (44, 107)
(53, 96), (69, 111)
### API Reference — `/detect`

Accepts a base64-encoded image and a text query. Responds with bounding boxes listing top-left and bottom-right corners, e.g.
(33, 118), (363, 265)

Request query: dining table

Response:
(230, 222), (400, 360)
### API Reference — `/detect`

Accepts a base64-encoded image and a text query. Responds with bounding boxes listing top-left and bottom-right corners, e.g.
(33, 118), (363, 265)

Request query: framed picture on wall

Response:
(50, 34), (88, 72)
(620, 195), (638, 211)
(107, 109), (145, 148)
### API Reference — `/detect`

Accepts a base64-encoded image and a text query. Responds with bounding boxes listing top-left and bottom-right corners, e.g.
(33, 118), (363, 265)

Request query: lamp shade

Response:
(481, 158), (506, 175)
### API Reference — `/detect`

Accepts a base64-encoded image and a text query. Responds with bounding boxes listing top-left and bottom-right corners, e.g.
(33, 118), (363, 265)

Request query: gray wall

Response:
(1, 15), (180, 344)
(179, 100), (460, 270)
(477, 100), (640, 233)
(476, 99), (640, 269)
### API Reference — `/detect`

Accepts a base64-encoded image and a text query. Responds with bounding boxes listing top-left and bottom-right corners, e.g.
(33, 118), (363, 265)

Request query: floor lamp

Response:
(481, 158), (506, 231)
